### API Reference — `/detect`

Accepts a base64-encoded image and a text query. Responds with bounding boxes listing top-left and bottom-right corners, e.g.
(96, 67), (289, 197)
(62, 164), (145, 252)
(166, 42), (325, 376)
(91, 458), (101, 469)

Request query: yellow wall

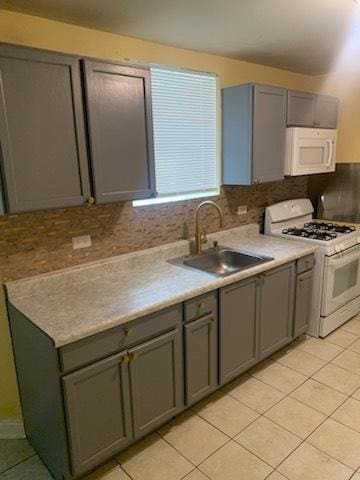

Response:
(315, 69), (360, 163)
(0, 283), (22, 420)
(0, 10), (322, 90)
(0, 9), (353, 422)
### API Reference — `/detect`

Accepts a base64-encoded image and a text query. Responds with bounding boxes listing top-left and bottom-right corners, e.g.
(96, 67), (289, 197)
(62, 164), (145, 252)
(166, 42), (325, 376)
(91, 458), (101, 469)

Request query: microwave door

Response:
(295, 138), (334, 175)
(321, 245), (360, 317)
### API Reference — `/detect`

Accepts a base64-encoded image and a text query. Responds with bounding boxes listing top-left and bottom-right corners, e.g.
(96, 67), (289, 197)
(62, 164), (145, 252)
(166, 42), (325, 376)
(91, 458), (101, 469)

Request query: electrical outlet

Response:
(72, 235), (92, 250)
(237, 205), (248, 215)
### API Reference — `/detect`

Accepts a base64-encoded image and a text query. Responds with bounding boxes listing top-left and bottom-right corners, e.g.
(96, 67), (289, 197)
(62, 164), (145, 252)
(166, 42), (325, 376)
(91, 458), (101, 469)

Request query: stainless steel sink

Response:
(170, 248), (273, 277)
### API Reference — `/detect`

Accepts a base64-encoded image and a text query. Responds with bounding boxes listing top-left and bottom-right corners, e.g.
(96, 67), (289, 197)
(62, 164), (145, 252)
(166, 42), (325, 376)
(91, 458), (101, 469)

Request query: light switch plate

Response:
(72, 235), (92, 250)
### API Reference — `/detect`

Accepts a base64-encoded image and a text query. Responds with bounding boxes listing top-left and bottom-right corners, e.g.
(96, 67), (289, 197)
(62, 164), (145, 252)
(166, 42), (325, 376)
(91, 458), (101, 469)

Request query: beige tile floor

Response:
(2, 314), (360, 480)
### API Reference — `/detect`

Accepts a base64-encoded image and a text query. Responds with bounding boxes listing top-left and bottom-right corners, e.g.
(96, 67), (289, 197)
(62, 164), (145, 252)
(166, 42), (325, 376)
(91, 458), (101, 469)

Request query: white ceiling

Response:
(3, 0), (360, 75)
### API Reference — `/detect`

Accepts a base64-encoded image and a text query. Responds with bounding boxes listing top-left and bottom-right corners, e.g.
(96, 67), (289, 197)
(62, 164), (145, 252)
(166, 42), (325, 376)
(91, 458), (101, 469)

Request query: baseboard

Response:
(0, 420), (25, 439)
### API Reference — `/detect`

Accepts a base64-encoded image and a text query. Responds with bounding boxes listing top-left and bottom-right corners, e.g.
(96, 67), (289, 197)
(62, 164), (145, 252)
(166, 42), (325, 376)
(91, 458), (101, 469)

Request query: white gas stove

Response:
(265, 199), (360, 337)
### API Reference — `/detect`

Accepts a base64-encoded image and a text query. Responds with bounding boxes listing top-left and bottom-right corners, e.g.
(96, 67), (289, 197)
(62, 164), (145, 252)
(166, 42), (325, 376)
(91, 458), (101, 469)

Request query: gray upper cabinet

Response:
(222, 83), (287, 185)
(219, 277), (259, 385)
(259, 262), (295, 360)
(184, 313), (218, 405)
(128, 328), (183, 439)
(0, 44), (91, 213)
(287, 90), (339, 128)
(315, 94), (339, 129)
(62, 351), (132, 477)
(287, 90), (316, 127)
(83, 60), (156, 203)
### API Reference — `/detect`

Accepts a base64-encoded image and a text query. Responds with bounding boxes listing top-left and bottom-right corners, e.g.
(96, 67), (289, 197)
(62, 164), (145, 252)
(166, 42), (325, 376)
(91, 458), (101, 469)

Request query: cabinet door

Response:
(219, 277), (258, 385)
(259, 262), (295, 360)
(83, 60), (156, 203)
(315, 95), (339, 129)
(63, 352), (132, 477)
(185, 314), (218, 405)
(128, 329), (183, 439)
(294, 270), (313, 337)
(287, 90), (316, 127)
(252, 84), (287, 183)
(0, 45), (90, 213)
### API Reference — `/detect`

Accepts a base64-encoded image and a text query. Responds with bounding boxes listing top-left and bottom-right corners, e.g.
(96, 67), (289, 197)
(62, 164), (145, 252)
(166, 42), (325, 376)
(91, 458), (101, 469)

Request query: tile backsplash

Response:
(0, 177), (308, 281)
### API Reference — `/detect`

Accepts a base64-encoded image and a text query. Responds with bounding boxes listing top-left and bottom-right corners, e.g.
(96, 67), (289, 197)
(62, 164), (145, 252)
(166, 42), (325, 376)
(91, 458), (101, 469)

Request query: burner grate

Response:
(282, 227), (337, 241)
(304, 222), (356, 234)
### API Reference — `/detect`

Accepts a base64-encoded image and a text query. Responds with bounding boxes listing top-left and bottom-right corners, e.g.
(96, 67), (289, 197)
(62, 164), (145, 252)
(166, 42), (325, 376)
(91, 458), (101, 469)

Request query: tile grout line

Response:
(223, 338), (360, 477)
(230, 335), (360, 476)
(97, 327), (360, 479)
(160, 404), (276, 476)
(273, 342), (360, 475)
(0, 452), (37, 476)
(323, 333), (360, 349)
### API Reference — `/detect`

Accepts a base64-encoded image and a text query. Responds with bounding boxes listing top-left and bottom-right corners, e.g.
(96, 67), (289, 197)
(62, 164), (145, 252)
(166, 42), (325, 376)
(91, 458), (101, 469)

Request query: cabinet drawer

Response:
(59, 304), (182, 373)
(297, 255), (315, 274)
(184, 291), (217, 323)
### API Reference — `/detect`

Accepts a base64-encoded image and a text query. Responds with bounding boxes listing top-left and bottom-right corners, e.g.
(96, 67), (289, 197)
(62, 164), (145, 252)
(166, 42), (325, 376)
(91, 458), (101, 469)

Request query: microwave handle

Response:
(325, 139), (333, 167)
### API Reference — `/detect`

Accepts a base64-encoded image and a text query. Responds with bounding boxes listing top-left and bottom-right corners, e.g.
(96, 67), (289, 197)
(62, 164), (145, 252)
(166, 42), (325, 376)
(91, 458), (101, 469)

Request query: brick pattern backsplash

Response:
(0, 177), (308, 281)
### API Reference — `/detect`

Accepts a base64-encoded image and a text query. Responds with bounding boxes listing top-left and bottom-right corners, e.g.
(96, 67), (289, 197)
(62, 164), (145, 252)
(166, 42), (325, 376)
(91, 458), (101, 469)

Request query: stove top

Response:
(282, 222), (356, 242)
(265, 199), (360, 256)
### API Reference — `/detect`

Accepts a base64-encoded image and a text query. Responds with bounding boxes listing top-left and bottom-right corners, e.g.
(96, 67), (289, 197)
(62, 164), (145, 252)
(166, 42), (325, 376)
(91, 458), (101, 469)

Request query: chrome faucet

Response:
(195, 200), (225, 255)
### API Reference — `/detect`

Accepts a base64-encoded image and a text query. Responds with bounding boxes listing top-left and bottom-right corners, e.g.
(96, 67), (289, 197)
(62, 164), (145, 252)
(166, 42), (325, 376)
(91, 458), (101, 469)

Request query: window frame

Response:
(133, 64), (221, 207)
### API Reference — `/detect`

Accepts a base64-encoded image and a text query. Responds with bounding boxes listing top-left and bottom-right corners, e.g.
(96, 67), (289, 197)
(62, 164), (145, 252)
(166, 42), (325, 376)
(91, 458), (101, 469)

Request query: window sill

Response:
(133, 189), (220, 207)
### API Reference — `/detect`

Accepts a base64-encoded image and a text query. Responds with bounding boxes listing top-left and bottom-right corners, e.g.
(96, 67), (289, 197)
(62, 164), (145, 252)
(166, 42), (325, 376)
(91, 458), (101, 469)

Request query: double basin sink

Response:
(170, 246), (273, 277)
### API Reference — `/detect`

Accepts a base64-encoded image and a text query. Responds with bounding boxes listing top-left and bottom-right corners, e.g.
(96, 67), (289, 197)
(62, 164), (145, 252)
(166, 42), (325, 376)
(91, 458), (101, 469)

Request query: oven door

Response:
(321, 244), (360, 317)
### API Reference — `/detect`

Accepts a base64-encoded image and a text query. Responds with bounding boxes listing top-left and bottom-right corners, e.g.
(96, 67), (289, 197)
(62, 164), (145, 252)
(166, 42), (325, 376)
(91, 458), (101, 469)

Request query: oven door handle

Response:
(327, 248), (360, 267)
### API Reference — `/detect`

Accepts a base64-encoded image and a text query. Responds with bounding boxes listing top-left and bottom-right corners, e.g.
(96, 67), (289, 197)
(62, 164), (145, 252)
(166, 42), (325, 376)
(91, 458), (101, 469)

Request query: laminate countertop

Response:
(5, 224), (317, 347)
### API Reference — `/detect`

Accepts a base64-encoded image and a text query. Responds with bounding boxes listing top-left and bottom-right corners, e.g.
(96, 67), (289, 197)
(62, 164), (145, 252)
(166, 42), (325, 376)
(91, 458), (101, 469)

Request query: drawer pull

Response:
(121, 355), (130, 364)
(198, 302), (205, 309)
(125, 328), (134, 337)
(130, 352), (139, 362)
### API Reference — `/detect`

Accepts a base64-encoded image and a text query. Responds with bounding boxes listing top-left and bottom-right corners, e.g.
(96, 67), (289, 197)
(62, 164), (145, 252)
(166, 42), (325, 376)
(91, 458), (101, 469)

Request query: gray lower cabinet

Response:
(63, 352), (132, 477)
(222, 83), (287, 185)
(128, 328), (183, 439)
(287, 90), (339, 128)
(83, 60), (156, 203)
(0, 44), (90, 213)
(259, 262), (295, 360)
(9, 257), (312, 480)
(184, 313), (218, 405)
(294, 269), (314, 337)
(219, 277), (259, 385)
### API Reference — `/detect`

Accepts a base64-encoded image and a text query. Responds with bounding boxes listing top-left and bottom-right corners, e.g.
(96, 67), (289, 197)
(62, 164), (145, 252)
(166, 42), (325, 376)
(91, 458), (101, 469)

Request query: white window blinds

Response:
(150, 67), (218, 198)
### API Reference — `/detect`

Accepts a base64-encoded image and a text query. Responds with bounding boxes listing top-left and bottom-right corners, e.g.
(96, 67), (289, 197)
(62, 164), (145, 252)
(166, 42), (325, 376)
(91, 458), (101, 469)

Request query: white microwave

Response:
(284, 127), (337, 176)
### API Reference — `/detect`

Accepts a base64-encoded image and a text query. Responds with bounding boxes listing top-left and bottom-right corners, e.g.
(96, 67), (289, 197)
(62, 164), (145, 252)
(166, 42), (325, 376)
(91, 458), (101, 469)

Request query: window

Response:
(134, 67), (219, 206)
